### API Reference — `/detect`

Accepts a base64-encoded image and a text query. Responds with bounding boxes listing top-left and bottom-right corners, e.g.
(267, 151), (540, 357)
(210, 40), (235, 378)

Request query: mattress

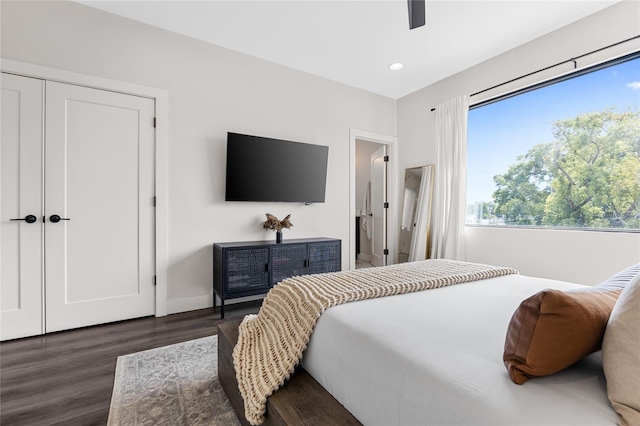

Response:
(301, 274), (617, 425)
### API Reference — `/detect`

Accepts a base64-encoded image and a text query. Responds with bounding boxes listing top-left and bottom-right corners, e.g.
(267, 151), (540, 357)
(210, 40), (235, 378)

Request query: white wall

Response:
(0, 1), (397, 313)
(397, 1), (640, 285)
(465, 227), (640, 285)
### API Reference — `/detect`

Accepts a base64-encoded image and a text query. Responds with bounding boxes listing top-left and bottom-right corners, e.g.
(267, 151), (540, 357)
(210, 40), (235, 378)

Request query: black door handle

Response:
(10, 214), (38, 224)
(49, 214), (70, 223)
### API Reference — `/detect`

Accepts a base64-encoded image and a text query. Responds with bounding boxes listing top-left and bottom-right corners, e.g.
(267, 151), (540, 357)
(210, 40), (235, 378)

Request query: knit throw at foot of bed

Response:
(233, 259), (519, 425)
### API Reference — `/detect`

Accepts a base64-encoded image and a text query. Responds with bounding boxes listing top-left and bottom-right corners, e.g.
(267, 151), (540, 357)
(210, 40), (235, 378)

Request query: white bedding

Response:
(301, 274), (617, 425)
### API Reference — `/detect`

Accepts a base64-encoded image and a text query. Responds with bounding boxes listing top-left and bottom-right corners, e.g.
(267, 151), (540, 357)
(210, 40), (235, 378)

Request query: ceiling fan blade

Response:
(408, 0), (426, 30)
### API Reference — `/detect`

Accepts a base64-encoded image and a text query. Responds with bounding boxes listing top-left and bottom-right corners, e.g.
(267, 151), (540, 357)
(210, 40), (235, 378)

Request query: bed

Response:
(221, 260), (638, 426)
(302, 274), (616, 425)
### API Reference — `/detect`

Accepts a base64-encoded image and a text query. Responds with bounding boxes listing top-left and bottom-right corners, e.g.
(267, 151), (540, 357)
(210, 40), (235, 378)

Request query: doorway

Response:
(1, 58), (169, 323)
(1, 73), (156, 340)
(349, 129), (398, 271)
(355, 140), (386, 268)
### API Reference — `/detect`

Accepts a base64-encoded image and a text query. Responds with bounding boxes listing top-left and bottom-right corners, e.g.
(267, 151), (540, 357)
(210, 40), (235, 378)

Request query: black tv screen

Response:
(225, 133), (329, 203)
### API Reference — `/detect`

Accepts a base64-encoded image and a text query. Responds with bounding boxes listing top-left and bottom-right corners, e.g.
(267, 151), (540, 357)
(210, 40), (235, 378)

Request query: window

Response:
(466, 54), (640, 231)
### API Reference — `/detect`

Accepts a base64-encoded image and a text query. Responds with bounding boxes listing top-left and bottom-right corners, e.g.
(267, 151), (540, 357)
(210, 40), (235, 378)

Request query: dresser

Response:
(213, 238), (341, 318)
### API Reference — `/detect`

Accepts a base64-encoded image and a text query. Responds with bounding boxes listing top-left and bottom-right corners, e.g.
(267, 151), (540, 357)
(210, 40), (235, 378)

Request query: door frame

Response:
(349, 128), (398, 270)
(1, 59), (170, 317)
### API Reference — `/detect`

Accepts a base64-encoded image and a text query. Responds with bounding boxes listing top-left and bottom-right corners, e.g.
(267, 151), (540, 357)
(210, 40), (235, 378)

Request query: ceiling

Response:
(76, 0), (619, 99)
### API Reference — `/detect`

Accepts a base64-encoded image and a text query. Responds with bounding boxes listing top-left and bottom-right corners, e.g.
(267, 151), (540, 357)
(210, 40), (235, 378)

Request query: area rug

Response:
(108, 336), (241, 426)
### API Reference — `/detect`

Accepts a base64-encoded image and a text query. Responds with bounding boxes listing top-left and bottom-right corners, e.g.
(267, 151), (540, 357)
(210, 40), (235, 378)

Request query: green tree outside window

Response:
(491, 109), (640, 229)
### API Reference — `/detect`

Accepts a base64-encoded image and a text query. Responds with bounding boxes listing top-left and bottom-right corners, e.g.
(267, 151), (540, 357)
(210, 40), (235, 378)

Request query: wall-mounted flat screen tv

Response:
(225, 132), (329, 203)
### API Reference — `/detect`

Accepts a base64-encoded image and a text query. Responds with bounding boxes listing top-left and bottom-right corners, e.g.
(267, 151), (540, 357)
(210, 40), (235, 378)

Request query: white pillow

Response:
(602, 270), (640, 426)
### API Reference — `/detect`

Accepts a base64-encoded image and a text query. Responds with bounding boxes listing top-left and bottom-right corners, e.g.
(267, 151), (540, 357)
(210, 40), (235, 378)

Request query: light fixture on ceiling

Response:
(389, 63), (404, 71)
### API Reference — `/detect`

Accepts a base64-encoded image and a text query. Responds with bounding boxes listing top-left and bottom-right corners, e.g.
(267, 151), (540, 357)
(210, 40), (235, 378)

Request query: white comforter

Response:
(302, 274), (617, 425)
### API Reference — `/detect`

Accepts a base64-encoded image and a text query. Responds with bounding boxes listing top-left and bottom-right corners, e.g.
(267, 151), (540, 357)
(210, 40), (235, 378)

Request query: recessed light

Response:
(389, 63), (404, 71)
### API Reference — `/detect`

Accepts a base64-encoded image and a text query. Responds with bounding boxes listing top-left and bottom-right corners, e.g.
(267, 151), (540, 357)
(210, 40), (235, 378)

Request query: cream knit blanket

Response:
(233, 259), (518, 425)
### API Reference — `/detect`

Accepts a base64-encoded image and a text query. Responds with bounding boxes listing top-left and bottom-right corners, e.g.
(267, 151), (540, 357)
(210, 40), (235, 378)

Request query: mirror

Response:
(398, 165), (434, 263)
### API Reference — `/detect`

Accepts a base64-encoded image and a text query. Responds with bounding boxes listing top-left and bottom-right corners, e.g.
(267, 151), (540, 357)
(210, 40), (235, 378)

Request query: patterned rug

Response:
(108, 336), (240, 426)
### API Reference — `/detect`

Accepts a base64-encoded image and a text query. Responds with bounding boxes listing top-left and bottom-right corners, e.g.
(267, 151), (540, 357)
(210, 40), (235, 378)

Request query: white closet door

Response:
(45, 81), (155, 332)
(370, 145), (387, 267)
(1, 73), (44, 341)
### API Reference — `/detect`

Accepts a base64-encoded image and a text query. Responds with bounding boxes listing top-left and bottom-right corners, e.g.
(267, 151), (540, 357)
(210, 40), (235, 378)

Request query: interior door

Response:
(370, 145), (387, 267)
(44, 81), (155, 332)
(1, 73), (44, 341)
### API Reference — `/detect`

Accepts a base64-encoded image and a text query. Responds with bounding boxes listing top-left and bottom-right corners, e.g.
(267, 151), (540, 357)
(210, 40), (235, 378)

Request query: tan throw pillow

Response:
(602, 274), (640, 426)
(503, 286), (621, 385)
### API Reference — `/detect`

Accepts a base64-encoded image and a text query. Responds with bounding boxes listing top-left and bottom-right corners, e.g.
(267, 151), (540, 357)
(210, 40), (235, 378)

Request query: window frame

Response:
(466, 51), (640, 234)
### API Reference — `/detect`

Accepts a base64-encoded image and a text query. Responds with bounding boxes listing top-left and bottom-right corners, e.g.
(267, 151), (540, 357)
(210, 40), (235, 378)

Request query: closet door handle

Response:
(49, 214), (70, 223)
(10, 214), (38, 224)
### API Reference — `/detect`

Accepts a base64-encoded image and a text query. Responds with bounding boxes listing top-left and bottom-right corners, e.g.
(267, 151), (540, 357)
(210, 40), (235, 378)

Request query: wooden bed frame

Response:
(218, 320), (361, 426)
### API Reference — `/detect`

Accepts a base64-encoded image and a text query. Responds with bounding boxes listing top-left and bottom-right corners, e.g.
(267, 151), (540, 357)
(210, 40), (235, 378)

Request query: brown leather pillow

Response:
(503, 286), (621, 384)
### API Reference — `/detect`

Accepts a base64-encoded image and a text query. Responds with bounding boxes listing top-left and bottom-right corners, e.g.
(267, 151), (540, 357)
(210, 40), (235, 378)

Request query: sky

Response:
(467, 56), (640, 203)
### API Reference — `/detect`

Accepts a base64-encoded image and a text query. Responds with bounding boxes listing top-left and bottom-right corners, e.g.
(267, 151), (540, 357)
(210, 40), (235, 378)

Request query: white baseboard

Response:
(165, 292), (265, 315)
(166, 293), (213, 315)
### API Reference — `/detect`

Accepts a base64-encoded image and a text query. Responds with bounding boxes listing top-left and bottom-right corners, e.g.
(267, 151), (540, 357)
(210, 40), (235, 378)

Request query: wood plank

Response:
(0, 301), (261, 426)
(218, 320), (361, 426)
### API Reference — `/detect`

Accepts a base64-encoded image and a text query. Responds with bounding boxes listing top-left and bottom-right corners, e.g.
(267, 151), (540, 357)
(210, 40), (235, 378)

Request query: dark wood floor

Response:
(0, 301), (261, 426)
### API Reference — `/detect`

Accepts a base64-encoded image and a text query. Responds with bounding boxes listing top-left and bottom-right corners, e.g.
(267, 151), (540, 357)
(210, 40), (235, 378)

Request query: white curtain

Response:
(430, 95), (469, 260)
(409, 166), (432, 262)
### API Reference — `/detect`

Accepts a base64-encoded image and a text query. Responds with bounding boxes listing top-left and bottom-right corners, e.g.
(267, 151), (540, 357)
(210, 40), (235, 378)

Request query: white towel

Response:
(361, 181), (372, 240)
